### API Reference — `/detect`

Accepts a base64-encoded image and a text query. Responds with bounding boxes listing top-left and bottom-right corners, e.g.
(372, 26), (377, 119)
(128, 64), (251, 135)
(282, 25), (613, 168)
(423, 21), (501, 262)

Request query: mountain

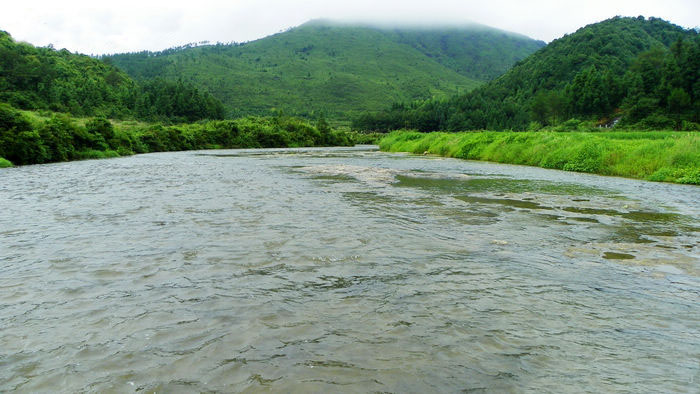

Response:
(105, 20), (544, 119)
(0, 30), (224, 121)
(0, 30), (135, 117)
(377, 24), (545, 81)
(353, 16), (699, 131)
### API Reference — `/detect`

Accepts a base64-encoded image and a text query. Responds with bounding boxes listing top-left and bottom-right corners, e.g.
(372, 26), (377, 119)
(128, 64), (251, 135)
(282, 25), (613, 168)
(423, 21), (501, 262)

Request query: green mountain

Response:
(0, 30), (135, 117)
(0, 30), (224, 121)
(378, 24), (545, 81)
(354, 16), (699, 131)
(105, 20), (544, 119)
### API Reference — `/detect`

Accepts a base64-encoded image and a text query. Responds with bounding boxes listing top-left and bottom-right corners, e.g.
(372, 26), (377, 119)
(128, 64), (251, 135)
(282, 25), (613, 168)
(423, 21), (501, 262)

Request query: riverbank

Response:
(379, 130), (700, 184)
(0, 104), (364, 167)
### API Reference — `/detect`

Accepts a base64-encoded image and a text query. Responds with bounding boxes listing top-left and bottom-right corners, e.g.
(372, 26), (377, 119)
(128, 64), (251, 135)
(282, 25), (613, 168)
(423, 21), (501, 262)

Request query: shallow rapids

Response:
(1, 146), (698, 392)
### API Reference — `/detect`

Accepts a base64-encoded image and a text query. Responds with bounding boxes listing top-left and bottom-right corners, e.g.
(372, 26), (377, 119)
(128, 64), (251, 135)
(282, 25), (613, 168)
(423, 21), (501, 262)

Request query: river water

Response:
(1, 146), (699, 393)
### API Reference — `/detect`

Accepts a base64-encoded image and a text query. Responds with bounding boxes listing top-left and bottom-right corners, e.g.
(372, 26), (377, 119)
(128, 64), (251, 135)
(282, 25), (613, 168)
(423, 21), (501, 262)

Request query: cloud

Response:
(1, 0), (697, 54)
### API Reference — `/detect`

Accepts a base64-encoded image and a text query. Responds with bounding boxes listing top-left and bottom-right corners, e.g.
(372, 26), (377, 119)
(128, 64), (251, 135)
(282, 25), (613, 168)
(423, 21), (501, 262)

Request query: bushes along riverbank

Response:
(0, 104), (354, 166)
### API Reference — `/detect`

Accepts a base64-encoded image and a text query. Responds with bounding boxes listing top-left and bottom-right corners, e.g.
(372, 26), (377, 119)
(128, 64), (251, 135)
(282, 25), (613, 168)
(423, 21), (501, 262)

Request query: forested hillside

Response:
(1, 29), (354, 168)
(382, 25), (544, 81)
(354, 17), (699, 131)
(0, 31), (224, 122)
(0, 30), (134, 117)
(105, 20), (543, 119)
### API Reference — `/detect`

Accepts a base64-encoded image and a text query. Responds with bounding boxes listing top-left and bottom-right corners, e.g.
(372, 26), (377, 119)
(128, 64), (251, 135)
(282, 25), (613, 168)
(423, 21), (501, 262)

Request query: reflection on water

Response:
(1, 146), (698, 392)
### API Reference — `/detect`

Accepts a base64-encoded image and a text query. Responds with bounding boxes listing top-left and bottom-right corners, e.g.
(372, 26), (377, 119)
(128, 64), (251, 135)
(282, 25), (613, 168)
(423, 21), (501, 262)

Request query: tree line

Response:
(0, 103), (351, 166)
(353, 17), (699, 132)
(0, 31), (224, 122)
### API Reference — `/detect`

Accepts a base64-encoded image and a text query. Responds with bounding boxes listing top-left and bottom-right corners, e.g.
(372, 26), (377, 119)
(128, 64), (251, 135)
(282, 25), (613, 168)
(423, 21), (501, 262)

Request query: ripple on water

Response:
(0, 147), (698, 392)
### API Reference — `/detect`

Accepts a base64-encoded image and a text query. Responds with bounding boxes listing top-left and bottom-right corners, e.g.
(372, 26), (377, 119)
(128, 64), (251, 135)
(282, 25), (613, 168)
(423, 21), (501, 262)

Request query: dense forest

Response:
(0, 31), (224, 122)
(353, 17), (700, 132)
(0, 29), (355, 167)
(104, 20), (543, 118)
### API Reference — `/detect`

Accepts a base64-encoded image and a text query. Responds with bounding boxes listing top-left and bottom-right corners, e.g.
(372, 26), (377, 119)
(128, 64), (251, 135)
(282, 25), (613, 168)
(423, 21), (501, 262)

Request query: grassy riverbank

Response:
(0, 104), (359, 167)
(379, 130), (700, 184)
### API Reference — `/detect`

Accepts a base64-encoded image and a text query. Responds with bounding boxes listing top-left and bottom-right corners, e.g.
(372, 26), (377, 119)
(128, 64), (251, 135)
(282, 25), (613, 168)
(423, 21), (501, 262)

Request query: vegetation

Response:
(0, 103), (353, 166)
(0, 31), (224, 121)
(1, 30), (133, 117)
(380, 130), (700, 184)
(354, 17), (699, 132)
(2, 16), (699, 177)
(347, 132), (384, 145)
(104, 20), (543, 119)
(133, 78), (225, 122)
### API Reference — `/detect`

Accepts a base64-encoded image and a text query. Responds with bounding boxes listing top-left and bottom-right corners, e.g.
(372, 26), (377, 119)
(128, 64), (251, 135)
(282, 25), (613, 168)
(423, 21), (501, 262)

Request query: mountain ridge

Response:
(105, 20), (544, 119)
(353, 16), (699, 131)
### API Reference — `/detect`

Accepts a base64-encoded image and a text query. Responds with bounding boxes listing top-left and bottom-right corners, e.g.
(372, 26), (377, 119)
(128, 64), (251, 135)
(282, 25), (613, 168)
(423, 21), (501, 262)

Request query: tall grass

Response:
(348, 131), (384, 145)
(379, 131), (700, 184)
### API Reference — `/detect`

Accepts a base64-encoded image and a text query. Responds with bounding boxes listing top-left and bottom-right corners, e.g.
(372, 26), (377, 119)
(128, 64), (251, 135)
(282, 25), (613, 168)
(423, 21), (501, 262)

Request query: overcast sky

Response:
(1, 0), (698, 55)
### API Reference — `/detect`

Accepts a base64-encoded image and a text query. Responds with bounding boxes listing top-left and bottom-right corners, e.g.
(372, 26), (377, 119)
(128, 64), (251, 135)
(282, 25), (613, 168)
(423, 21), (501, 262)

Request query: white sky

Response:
(1, 0), (698, 55)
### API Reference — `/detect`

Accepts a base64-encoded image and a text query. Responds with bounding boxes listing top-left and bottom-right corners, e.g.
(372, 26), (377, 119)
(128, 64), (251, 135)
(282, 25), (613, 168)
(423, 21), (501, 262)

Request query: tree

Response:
(531, 90), (566, 125)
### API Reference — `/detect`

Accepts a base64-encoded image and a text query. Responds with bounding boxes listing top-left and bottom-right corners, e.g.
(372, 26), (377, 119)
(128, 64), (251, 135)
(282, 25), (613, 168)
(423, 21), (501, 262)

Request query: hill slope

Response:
(0, 30), (224, 121)
(0, 30), (135, 117)
(354, 16), (699, 131)
(380, 24), (545, 81)
(105, 20), (544, 119)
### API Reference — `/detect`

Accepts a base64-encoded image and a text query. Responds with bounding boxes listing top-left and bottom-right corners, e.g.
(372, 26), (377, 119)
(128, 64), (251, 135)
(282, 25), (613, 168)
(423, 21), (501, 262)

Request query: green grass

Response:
(379, 130), (700, 184)
(0, 157), (12, 168)
(73, 149), (121, 160)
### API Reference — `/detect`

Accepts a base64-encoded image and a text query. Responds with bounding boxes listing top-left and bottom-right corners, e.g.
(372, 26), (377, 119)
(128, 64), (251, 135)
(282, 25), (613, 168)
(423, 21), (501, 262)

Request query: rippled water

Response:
(1, 146), (699, 392)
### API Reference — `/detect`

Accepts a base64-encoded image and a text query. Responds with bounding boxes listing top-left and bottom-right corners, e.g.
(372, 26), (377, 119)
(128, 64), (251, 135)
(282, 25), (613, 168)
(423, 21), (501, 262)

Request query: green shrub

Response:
(680, 121), (700, 131)
(554, 118), (583, 132)
(527, 121), (543, 131)
(0, 157), (13, 168)
(0, 103), (33, 131)
(74, 149), (121, 160)
(349, 131), (382, 145)
(138, 125), (167, 152)
(0, 91), (41, 110)
(0, 104), (39, 164)
(637, 114), (675, 130)
(563, 141), (603, 173)
(38, 116), (77, 161)
(115, 146), (133, 156)
(676, 168), (700, 185)
(86, 117), (115, 141)
(7, 130), (49, 165)
(1, 108), (353, 165)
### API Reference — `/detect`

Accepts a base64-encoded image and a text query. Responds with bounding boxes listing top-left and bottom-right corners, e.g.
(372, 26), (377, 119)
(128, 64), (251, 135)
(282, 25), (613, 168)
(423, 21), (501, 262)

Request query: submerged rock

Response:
(603, 251), (635, 260)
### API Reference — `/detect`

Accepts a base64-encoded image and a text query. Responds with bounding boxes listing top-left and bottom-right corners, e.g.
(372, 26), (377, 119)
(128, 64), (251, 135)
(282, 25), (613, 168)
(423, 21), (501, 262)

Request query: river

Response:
(1, 146), (699, 392)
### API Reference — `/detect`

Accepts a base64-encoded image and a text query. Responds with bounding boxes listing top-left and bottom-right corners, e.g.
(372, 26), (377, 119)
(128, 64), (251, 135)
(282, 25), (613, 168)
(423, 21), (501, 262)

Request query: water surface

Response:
(1, 146), (699, 392)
